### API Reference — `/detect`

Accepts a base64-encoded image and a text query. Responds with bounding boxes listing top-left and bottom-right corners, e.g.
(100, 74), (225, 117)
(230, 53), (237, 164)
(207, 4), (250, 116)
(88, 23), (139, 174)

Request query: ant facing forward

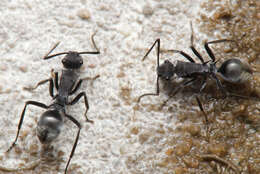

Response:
(7, 34), (100, 174)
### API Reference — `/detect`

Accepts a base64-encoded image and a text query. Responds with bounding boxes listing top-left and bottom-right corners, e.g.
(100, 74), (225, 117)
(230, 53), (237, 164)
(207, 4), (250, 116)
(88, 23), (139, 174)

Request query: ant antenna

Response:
(43, 42), (60, 58)
(43, 33), (100, 60)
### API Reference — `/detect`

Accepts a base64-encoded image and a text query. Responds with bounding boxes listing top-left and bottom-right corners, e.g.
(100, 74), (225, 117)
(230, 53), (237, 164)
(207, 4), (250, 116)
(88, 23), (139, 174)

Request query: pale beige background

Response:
(0, 1), (236, 174)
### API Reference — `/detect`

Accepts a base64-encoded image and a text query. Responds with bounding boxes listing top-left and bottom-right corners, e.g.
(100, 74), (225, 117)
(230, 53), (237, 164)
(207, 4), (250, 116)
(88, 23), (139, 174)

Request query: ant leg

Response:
(64, 114), (81, 174)
(189, 22), (205, 64)
(23, 78), (53, 91)
(81, 75), (100, 81)
(7, 101), (48, 152)
(24, 70), (58, 98)
(205, 39), (235, 62)
(211, 74), (260, 101)
(68, 92), (93, 123)
(211, 73), (228, 98)
(170, 78), (197, 96)
(190, 47), (205, 64)
(195, 96), (209, 129)
(69, 75), (100, 95)
(161, 78), (197, 107)
(161, 49), (196, 63)
(199, 76), (207, 93)
(81, 75), (100, 87)
(54, 71), (59, 90)
(69, 80), (83, 95)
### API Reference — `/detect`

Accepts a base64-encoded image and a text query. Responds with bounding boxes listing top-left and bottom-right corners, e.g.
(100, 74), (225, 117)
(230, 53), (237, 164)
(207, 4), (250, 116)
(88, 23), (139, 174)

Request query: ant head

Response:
(36, 110), (63, 144)
(218, 58), (252, 83)
(157, 60), (174, 80)
(62, 51), (83, 69)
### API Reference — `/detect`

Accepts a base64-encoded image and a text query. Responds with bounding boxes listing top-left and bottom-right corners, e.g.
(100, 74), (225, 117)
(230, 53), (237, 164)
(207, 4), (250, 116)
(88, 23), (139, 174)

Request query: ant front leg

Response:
(7, 101), (48, 152)
(69, 80), (83, 95)
(24, 69), (58, 98)
(69, 75), (100, 95)
(81, 74), (100, 88)
(68, 92), (93, 123)
(81, 74), (100, 82)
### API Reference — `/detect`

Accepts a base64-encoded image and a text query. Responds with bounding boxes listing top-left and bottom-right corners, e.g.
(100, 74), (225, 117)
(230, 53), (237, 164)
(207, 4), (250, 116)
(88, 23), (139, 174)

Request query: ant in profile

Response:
(137, 23), (256, 125)
(7, 33), (100, 174)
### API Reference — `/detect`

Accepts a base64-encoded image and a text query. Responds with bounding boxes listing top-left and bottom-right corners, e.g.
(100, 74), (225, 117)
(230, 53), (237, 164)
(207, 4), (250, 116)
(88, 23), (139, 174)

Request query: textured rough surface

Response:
(0, 0), (259, 174)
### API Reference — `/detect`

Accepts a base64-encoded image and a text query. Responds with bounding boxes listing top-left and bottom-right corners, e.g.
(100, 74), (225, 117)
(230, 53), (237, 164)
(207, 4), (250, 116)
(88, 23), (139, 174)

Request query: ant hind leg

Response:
(7, 101), (48, 152)
(64, 113), (81, 174)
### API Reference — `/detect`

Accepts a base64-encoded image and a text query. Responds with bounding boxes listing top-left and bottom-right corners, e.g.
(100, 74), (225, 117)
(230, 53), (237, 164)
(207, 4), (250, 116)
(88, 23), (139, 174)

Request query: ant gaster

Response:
(7, 34), (100, 174)
(137, 23), (254, 104)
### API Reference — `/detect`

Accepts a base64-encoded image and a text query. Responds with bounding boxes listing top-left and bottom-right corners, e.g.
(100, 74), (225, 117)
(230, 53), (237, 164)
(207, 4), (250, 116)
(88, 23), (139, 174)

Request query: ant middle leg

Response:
(189, 22), (206, 64)
(68, 92), (93, 123)
(7, 101), (49, 152)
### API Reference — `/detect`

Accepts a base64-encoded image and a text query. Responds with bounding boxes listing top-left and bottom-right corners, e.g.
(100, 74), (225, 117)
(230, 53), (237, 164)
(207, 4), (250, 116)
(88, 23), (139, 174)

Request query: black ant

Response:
(137, 23), (255, 105)
(137, 23), (259, 133)
(7, 33), (100, 174)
